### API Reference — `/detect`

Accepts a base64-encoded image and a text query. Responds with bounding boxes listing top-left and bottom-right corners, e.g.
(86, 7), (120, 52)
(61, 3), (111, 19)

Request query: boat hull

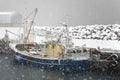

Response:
(14, 52), (90, 71)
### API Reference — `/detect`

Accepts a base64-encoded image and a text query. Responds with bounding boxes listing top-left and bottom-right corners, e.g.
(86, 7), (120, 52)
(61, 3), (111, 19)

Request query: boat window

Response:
(83, 49), (87, 52)
(38, 49), (41, 52)
(67, 49), (74, 53)
(67, 49), (77, 53)
(76, 50), (81, 53)
(67, 49), (87, 53)
(39, 44), (44, 48)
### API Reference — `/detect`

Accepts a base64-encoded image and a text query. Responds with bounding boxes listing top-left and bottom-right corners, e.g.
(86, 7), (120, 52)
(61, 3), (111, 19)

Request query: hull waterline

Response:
(14, 52), (90, 71)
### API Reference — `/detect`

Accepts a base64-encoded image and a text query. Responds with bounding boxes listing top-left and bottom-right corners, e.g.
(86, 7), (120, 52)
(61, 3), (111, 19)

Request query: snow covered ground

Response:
(72, 39), (120, 50)
(0, 24), (120, 50)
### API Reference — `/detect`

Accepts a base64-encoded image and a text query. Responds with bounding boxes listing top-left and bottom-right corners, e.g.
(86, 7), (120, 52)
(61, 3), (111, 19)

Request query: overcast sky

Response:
(0, 0), (120, 26)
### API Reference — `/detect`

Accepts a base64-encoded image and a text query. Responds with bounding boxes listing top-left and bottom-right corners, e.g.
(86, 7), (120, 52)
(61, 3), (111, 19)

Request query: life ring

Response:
(108, 54), (119, 68)
(109, 61), (118, 67)
(108, 54), (119, 61)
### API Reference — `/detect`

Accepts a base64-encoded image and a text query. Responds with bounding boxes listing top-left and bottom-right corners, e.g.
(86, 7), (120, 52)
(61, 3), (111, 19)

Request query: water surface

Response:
(0, 53), (120, 80)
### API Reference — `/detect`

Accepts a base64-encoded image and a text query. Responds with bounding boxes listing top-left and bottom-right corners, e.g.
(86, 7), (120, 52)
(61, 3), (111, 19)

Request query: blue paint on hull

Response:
(14, 52), (90, 71)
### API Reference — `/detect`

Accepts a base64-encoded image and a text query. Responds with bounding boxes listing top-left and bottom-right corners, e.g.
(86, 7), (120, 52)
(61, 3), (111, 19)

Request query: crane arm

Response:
(6, 30), (19, 37)
(24, 8), (38, 43)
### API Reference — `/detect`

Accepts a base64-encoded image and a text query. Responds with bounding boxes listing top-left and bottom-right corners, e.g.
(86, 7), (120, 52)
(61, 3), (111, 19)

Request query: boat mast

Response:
(65, 24), (69, 48)
(62, 24), (70, 54)
(24, 8), (38, 43)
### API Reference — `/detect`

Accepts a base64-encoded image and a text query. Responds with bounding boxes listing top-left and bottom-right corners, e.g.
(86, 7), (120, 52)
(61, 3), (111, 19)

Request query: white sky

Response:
(0, 0), (120, 26)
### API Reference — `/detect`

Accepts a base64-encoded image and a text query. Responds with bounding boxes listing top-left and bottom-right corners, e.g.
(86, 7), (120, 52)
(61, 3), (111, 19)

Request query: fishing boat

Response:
(10, 8), (91, 71)
(11, 41), (90, 71)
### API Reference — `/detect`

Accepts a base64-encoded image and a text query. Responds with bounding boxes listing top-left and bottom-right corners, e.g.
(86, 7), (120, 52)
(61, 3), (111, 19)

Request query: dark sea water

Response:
(0, 53), (120, 80)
